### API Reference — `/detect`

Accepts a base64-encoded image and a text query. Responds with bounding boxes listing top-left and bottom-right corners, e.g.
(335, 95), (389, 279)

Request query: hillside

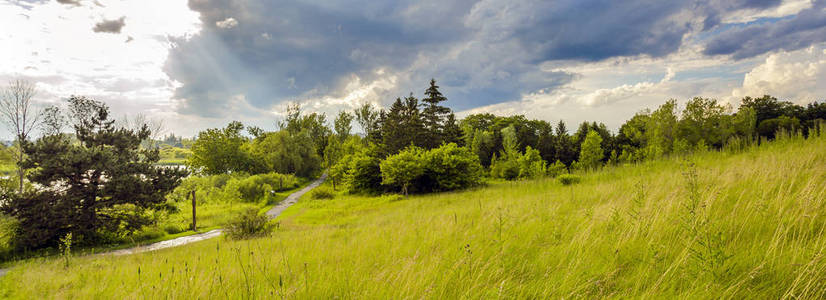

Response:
(1, 134), (825, 298)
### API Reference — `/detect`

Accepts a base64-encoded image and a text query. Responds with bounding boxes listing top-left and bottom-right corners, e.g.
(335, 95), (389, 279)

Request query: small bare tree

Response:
(118, 113), (166, 148)
(0, 80), (42, 193)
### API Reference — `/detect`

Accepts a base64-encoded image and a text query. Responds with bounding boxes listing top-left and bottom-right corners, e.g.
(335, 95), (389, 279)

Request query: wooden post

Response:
(191, 190), (197, 232)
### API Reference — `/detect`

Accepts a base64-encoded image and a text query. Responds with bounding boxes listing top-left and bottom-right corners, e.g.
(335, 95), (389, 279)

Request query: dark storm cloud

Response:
(165, 0), (792, 118)
(93, 17), (125, 34)
(703, 0), (826, 59)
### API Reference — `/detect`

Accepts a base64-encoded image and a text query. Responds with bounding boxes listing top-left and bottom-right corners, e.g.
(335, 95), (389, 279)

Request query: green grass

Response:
(2, 134), (826, 298)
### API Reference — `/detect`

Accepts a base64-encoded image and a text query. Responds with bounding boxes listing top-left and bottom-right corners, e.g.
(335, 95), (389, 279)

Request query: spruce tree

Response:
(420, 79), (451, 148)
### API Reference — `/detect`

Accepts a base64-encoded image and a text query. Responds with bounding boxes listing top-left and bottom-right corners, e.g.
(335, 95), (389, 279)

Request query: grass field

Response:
(1, 133), (825, 298)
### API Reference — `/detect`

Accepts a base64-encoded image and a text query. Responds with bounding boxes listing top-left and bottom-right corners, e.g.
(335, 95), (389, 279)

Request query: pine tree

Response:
(4, 97), (187, 249)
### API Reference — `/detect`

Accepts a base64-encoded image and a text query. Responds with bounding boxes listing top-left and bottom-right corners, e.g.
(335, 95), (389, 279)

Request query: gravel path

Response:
(0, 175), (326, 275)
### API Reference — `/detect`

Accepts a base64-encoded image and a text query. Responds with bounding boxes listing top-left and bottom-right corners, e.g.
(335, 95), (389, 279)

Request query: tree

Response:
(555, 120), (577, 166)
(442, 113), (463, 146)
(355, 103), (380, 143)
(41, 105), (65, 137)
(644, 99), (678, 158)
(740, 95), (800, 125)
(0, 80), (42, 194)
(381, 95), (424, 155)
(468, 129), (495, 166)
(677, 97), (731, 148)
(380, 147), (425, 195)
(420, 79), (451, 148)
(3, 98), (186, 249)
(118, 113), (165, 148)
(517, 146), (546, 179)
(248, 130), (321, 178)
(334, 111), (354, 140)
(189, 121), (252, 175)
(323, 135), (344, 189)
(579, 130), (604, 170)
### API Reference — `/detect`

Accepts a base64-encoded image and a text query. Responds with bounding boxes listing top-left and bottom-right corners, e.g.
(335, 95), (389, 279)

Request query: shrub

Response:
(558, 174), (582, 186)
(225, 208), (274, 240)
(132, 226), (165, 241)
(163, 224), (184, 234)
(381, 147), (426, 195)
(310, 187), (335, 199)
(547, 160), (567, 177)
(168, 172), (298, 204)
(517, 146), (546, 179)
(421, 143), (483, 191)
(344, 149), (383, 193)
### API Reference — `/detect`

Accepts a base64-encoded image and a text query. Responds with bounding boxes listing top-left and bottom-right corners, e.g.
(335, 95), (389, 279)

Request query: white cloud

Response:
(216, 17), (238, 29)
(0, 0), (201, 138)
(729, 44), (826, 105)
(721, 0), (813, 24)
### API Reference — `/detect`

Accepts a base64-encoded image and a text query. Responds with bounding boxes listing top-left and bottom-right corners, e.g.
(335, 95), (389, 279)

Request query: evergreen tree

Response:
(420, 79), (451, 148)
(381, 95), (425, 155)
(442, 113), (463, 146)
(3, 98), (187, 249)
(555, 120), (576, 166)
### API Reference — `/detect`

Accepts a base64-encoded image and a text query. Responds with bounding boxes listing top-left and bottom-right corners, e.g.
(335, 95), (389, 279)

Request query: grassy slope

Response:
(2, 135), (825, 298)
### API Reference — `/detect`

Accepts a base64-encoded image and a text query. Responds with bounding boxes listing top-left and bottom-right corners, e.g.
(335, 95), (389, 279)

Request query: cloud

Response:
(56, 0), (81, 6)
(729, 45), (826, 104)
(703, 1), (826, 59)
(164, 0), (803, 121)
(93, 16), (125, 33)
(215, 17), (237, 29)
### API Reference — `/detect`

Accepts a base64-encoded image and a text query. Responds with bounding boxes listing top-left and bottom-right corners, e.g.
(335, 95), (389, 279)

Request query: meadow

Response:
(1, 133), (825, 298)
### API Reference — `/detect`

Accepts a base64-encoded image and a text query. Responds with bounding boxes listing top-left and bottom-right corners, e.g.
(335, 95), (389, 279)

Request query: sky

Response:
(1, 0), (825, 138)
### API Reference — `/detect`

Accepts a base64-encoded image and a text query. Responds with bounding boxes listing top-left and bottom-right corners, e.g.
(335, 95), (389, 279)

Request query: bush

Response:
(558, 174), (582, 186)
(421, 143), (483, 191)
(163, 224), (184, 234)
(344, 149), (383, 193)
(131, 226), (165, 241)
(547, 160), (567, 177)
(310, 187), (335, 199)
(225, 208), (274, 240)
(380, 147), (426, 195)
(168, 172), (298, 204)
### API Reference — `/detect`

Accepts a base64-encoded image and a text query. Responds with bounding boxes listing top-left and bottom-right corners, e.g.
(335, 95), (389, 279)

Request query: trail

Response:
(0, 175), (326, 275)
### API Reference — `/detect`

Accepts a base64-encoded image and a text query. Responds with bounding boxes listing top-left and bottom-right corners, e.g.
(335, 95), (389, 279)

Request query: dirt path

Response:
(0, 175), (326, 275)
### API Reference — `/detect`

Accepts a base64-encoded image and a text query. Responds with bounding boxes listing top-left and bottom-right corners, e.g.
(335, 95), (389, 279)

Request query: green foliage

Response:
(2, 97), (187, 249)
(757, 116), (801, 139)
(334, 111), (354, 139)
(169, 173), (298, 205)
(517, 146), (546, 179)
(6, 137), (826, 298)
(248, 130), (321, 178)
(310, 187), (335, 200)
(343, 147), (384, 194)
(224, 208), (274, 240)
(579, 130), (604, 170)
(421, 143), (483, 191)
(547, 160), (567, 177)
(189, 121), (252, 175)
(380, 147), (426, 195)
(557, 173), (582, 185)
